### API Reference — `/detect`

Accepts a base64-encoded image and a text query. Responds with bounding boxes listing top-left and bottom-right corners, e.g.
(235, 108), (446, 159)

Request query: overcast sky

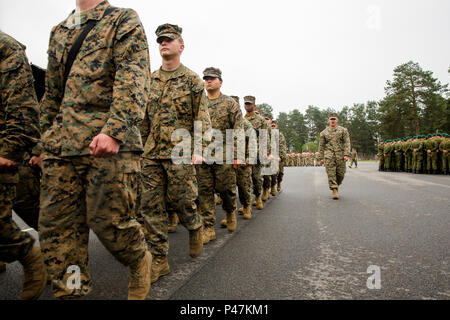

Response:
(1, 0), (449, 117)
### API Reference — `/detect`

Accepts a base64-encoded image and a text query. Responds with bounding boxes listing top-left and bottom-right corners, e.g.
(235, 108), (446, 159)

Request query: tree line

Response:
(257, 61), (450, 157)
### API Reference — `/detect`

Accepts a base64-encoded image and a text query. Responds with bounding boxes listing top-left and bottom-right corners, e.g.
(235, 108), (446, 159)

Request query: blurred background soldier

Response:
(348, 148), (358, 168)
(270, 120), (287, 193)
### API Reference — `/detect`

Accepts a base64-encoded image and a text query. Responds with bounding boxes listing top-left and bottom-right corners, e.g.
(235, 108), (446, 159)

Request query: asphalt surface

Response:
(1, 162), (449, 300)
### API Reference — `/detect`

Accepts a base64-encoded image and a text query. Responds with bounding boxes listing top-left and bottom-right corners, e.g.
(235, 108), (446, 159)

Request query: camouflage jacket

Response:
(377, 144), (384, 157)
(402, 141), (411, 153)
(245, 112), (269, 160)
(0, 31), (40, 183)
(439, 139), (450, 152)
(424, 139), (438, 152)
(205, 93), (244, 161)
(351, 150), (358, 159)
(411, 140), (423, 152)
(318, 126), (351, 161)
(279, 131), (287, 161)
(141, 64), (211, 160)
(40, 1), (150, 157)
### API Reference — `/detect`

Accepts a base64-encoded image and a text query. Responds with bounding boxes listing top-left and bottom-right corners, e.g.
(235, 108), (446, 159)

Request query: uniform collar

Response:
(206, 93), (224, 106)
(64, 1), (110, 29)
(153, 64), (188, 81)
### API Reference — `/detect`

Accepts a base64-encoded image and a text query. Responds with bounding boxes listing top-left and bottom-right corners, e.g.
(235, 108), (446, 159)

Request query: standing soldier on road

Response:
(37, 0), (153, 300)
(197, 67), (244, 243)
(0, 31), (46, 299)
(393, 139), (403, 172)
(425, 133), (440, 174)
(402, 137), (413, 173)
(440, 133), (450, 175)
(139, 24), (211, 284)
(377, 140), (385, 171)
(383, 140), (393, 172)
(270, 120), (287, 193)
(348, 148), (358, 168)
(318, 113), (351, 200)
(231, 96), (256, 221)
(244, 96), (267, 210)
(412, 136), (425, 174)
(262, 114), (273, 200)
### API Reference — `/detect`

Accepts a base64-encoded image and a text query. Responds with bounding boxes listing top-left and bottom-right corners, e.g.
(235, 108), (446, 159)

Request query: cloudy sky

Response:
(1, 0), (449, 117)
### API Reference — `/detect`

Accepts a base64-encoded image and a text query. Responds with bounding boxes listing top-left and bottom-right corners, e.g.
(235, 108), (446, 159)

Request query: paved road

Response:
(1, 162), (449, 300)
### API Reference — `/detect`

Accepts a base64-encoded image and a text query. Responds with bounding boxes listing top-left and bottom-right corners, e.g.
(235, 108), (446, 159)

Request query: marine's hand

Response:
(29, 155), (43, 168)
(344, 156), (349, 162)
(320, 159), (324, 165)
(191, 154), (205, 165)
(90, 134), (120, 158)
(0, 157), (18, 168)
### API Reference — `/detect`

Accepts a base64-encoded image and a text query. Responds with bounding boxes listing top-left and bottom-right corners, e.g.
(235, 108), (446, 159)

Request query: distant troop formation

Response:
(378, 133), (450, 174)
(285, 152), (322, 167)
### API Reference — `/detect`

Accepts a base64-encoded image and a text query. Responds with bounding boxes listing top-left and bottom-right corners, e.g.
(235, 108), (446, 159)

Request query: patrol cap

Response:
(156, 23), (183, 43)
(203, 67), (222, 80)
(264, 114), (272, 120)
(244, 96), (256, 105)
(328, 112), (338, 120)
(230, 96), (240, 103)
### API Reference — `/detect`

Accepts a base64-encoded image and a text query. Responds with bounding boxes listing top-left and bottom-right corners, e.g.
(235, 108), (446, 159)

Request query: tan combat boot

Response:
(238, 207), (244, 215)
(168, 212), (179, 233)
(242, 206), (252, 220)
(255, 195), (264, 210)
(261, 188), (270, 201)
(332, 188), (339, 200)
(277, 181), (281, 192)
(128, 250), (151, 300)
(202, 228), (210, 245)
(226, 211), (237, 232)
(0, 261), (6, 273)
(19, 246), (47, 300)
(220, 218), (227, 228)
(207, 227), (216, 242)
(271, 185), (277, 196)
(150, 255), (170, 284)
(189, 226), (203, 258)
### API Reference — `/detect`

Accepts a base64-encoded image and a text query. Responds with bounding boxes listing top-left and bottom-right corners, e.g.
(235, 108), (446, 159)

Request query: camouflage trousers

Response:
(384, 155), (391, 170)
(413, 151), (423, 171)
(395, 152), (402, 170)
(140, 159), (202, 258)
(39, 152), (147, 299)
(442, 152), (449, 172)
(251, 164), (263, 197)
(426, 152), (438, 171)
(404, 152), (412, 171)
(14, 163), (40, 230)
(349, 158), (358, 167)
(236, 165), (253, 207)
(197, 164), (237, 228)
(324, 158), (346, 190)
(0, 183), (35, 263)
(271, 161), (284, 187)
(378, 156), (384, 170)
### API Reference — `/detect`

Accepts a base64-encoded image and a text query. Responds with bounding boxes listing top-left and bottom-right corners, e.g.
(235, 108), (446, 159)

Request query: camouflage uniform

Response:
(0, 31), (40, 263)
(236, 118), (256, 207)
(394, 140), (403, 171)
(402, 139), (412, 172)
(349, 149), (358, 168)
(196, 89), (244, 229)
(318, 125), (351, 190)
(424, 135), (439, 173)
(412, 137), (424, 173)
(383, 142), (393, 171)
(377, 142), (384, 171)
(244, 105), (268, 198)
(38, 1), (149, 298)
(140, 63), (211, 258)
(440, 135), (450, 174)
(271, 131), (287, 188)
